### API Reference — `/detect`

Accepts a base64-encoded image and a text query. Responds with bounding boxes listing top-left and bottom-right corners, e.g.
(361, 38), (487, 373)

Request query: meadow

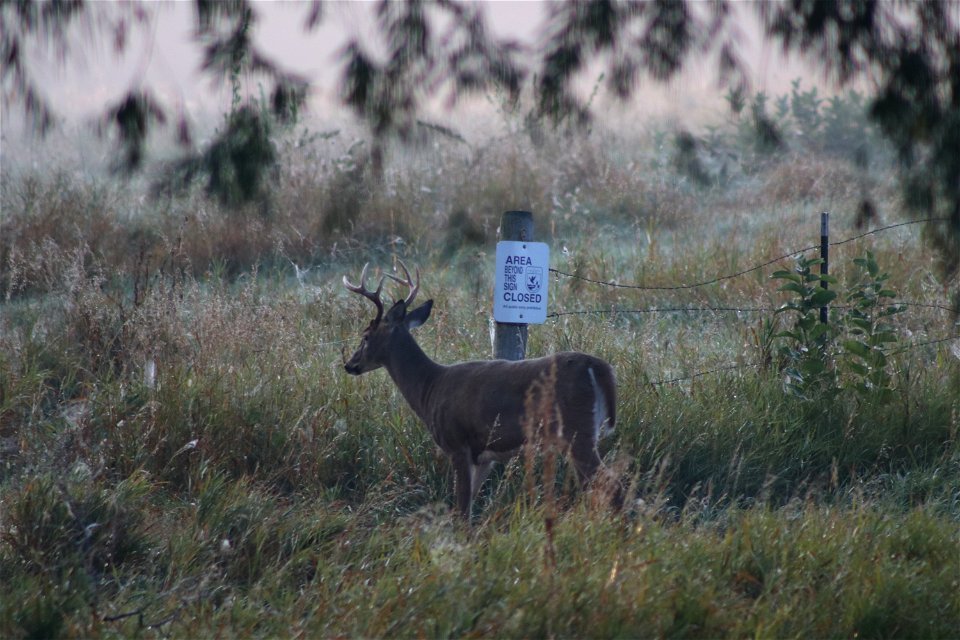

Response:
(1, 86), (959, 638)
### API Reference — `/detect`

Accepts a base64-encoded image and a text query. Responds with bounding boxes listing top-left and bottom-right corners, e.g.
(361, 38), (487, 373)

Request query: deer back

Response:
(421, 352), (616, 460)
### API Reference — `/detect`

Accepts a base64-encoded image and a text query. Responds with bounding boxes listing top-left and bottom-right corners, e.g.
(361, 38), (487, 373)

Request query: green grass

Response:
(1, 108), (959, 637)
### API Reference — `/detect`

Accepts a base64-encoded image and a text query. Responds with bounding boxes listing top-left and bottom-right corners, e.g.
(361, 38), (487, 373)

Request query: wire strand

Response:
(547, 301), (957, 319)
(829, 217), (951, 246)
(647, 333), (959, 386)
(550, 244), (820, 291)
(550, 217), (951, 291)
(650, 361), (762, 386)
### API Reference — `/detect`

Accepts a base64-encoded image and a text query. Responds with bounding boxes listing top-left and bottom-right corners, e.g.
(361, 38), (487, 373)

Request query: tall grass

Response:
(2, 100), (958, 637)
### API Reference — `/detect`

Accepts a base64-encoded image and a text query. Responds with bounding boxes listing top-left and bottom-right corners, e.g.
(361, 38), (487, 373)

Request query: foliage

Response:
(667, 76), (893, 194)
(156, 101), (279, 209)
(3, 1), (957, 285)
(746, 91), (784, 155)
(772, 251), (906, 402)
(759, 1), (960, 282)
(841, 252), (904, 401)
(2, 0), (305, 194)
(2, 97), (960, 638)
(771, 255), (837, 399)
(340, 1), (522, 170)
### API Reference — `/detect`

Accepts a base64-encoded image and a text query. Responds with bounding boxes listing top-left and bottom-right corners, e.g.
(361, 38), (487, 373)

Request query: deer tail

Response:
(587, 363), (617, 440)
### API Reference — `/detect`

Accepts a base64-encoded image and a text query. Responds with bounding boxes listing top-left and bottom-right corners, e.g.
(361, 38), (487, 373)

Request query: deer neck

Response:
(383, 330), (443, 420)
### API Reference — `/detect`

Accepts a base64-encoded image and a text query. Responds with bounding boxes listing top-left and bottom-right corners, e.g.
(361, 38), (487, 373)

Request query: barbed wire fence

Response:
(544, 216), (959, 386)
(548, 217), (952, 292)
(324, 216), (958, 385)
(548, 301), (960, 319)
(643, 333), (960, 387)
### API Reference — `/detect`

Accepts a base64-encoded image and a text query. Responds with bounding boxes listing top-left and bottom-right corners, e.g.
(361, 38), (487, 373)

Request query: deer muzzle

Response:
(341, 345), (367, 375)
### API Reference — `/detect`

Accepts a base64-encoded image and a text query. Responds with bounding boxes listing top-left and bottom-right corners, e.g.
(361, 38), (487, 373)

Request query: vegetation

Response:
(4, 0), (957, 290)
(2, 76), (959, 637)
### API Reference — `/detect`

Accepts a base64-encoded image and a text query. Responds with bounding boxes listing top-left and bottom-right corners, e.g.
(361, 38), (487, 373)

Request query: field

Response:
(2, 88), (959, 638)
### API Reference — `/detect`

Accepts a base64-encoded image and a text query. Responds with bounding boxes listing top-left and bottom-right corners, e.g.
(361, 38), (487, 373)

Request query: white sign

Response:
(493, 240), (550, 324)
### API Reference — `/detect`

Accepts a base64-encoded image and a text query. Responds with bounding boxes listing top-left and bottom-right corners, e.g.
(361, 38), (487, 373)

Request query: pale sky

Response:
(3, 1), (822, 154)
(13, 2), (548, 125)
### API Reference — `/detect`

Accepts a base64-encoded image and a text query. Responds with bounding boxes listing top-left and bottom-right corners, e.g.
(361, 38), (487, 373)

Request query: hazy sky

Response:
(15, 2), (546, 124)
(5, 1), (822, 146)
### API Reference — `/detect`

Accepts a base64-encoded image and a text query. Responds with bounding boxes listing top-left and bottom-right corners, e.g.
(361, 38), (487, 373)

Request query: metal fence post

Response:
(494, 210), (533, 360)
(820, 211), (830, 324)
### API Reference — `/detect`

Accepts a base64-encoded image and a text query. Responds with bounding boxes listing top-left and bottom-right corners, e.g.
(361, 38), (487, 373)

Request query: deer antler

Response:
(387, 259), (420, 307)
(343, 263), (385, 323)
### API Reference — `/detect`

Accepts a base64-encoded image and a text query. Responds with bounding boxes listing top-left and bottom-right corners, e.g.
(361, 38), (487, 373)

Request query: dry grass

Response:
(1, 109), (959, 638)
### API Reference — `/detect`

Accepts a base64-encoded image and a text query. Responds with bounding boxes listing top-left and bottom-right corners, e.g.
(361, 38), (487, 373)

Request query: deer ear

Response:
(404, 299), (433, 330)
(385, 300), (407, 323)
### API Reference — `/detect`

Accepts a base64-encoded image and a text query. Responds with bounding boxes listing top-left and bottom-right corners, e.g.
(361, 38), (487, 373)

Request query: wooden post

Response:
(820, 211), (830, 324)
(494, 210), (533, 360)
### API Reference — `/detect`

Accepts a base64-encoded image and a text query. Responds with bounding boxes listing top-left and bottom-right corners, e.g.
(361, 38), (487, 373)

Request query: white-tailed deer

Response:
(343, 261), (620, 518)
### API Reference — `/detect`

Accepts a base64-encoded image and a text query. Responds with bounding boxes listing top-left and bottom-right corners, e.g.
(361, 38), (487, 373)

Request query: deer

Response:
(342, 261), (621, 519)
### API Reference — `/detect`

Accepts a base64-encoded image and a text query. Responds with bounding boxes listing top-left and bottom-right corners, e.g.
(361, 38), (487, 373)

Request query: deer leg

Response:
(471, 461), (495, 500)
(570, 436), (602, 486)
(451, 451), (474, 519)
(570, 436), (625, 510)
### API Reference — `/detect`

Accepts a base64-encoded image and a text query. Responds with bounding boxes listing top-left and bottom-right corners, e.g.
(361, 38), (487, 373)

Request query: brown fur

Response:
(345, 297), (619, 518)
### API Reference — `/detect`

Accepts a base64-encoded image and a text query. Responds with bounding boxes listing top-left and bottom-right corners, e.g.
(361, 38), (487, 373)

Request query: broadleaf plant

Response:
(771, 251), (903, 402)
(772, 255), (838, 399)
(839, 251), (904, 402)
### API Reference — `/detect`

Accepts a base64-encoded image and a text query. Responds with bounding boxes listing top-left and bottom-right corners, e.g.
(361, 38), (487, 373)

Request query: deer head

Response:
(343, 261), (433, 375)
